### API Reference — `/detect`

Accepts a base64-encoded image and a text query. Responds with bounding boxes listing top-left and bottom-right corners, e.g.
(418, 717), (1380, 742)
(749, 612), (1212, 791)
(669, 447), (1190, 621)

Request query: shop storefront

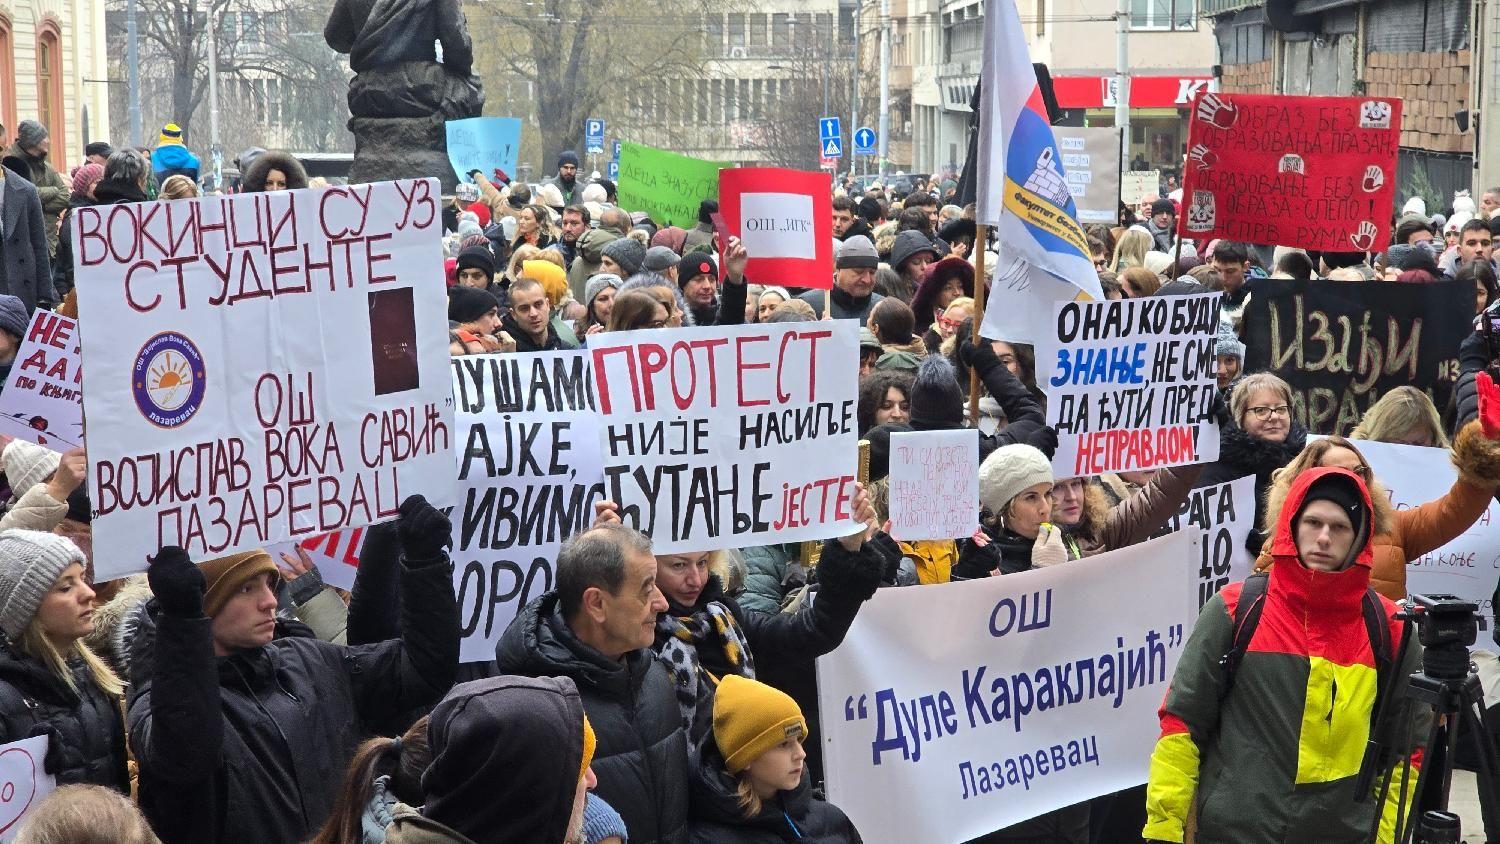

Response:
(1049, 76), (1214, 185)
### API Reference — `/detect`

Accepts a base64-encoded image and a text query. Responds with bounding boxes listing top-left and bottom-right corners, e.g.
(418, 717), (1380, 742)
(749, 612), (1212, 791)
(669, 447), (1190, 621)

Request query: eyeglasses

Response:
(938, 316), (962, 332)
(1093, 258), (1108, 269)
(1246, 404), (1291, 421)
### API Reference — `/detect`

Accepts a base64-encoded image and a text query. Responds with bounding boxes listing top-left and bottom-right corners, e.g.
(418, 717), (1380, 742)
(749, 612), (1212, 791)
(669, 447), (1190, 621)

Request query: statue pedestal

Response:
(344, 60), (482, 192)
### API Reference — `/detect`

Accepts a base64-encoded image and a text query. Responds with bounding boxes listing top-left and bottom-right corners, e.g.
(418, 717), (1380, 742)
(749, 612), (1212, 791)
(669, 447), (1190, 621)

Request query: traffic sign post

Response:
(854, 127), (877, 155)
(585, 119), (605, 154)
(819, 116), (843, 159)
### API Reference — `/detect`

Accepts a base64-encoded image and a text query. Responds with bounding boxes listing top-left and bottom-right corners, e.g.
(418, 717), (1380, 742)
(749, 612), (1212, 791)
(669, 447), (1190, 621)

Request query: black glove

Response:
(398, 494), (452, 560)
(958, 333), (994, 369)
(1026, 425), (1059, 459)
(147, 546), (205, 618)
(28, 723), (66, 777)
(1210, 390), (1233, 428)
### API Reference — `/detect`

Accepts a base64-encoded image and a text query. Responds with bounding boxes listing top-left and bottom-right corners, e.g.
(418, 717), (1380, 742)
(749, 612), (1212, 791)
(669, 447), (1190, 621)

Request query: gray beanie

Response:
(584, 273), (622, 307)
(0, 529), (85, 640)
(602, 238), (646, 277)
(978, 444), (1054, 515)
(3, 440), (59, 498)
(1215, 322), (1245, 361)
(16, 120), (48, 149)
(0, 296), (28, 341)
(838, 235), (880, 269)
(642, 246), (679, 274)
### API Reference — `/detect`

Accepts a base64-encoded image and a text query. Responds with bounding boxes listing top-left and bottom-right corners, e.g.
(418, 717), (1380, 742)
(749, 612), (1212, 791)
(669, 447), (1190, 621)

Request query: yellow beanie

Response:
(713, 675), (807, 774)
(159, 123), (184, 146)
(580, 714), (596, 781)
(521, 260), (569, 306)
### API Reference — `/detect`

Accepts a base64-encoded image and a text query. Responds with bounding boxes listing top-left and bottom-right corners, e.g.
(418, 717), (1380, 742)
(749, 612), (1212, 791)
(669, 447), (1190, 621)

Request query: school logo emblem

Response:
(132, 332), (206, 428)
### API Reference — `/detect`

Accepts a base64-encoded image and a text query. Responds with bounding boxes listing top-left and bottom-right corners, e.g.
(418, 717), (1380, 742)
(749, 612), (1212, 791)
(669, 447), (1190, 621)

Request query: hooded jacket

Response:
(1197, 422), (1308, 556)
(0, 645), (128, 791)
(1144, 468), (1425, 844)
(495, 593), (690, 844)
(152, 144), (202, 182)
(686, 740), (862, 843)
(127, 552), (460, 844)
(412, 676), (586, 843)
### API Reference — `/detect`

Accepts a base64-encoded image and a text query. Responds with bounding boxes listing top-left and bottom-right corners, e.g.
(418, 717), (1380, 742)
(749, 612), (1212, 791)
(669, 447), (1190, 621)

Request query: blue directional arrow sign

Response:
(819, 116), (843, 158)
(585, 118), (605, 154)
(854, 127), (877, 155)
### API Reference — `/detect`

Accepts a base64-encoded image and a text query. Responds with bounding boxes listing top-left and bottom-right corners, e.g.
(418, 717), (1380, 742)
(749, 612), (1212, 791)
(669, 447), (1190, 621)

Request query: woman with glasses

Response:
(909, 257), (974, 352)
(1197, 373), (1308, 556)
(1248, 397), (1500, 600)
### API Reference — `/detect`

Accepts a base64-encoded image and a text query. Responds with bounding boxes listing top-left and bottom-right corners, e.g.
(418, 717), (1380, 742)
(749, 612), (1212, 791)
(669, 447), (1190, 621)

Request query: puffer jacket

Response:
(127, 552), (460, 844)
(1145, 467), (1426, 844)
(0, 646), (127, 791)
(1254, 420), (1500, 599)
(686, 740), (862, 843)
(495, 592), (690, 844)
(738, 543), (798, 614)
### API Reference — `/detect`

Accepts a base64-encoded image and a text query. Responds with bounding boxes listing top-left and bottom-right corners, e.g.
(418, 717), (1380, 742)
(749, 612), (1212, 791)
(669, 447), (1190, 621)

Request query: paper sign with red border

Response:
(1177, 93), (1401, 252)
(719, 168), (834, 290)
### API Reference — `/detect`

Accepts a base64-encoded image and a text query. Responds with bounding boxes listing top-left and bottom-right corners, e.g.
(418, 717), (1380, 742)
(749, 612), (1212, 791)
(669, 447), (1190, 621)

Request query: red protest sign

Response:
(1177, 93), (1401, 252)
(719, 168), (835, 290)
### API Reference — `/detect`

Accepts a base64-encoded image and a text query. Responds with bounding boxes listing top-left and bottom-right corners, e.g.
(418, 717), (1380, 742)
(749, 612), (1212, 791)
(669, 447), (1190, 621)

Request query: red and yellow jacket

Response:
(1144, 467), (1426, 843)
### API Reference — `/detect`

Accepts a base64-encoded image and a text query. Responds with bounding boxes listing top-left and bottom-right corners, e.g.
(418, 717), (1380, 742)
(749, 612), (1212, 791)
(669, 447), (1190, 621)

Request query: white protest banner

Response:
(1329, 437), (1500, 619)
(1053, 127), (1120, 225)
(818, 532), (1197, 842)
(1149, 474), (1257, 608)
(0, 312), (82, 450)
(1038, 292), (1222, 476)
(0, 735), (55, 842)
(267, 528), (364, 591)
(888, 429), (979, 541)
(1121, 170), (1160, 207)
(451, 351), (604, 662)
(590, 321), (859, 554)
(74, 178), (456, 581)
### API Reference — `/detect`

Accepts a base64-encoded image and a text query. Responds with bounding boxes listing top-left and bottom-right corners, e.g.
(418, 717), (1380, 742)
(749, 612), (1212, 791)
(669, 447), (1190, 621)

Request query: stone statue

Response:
(326, 0), (483, 190)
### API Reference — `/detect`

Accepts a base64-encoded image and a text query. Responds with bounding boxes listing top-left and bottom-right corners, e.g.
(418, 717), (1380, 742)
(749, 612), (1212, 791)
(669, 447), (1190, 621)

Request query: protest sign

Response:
(445, 117), (522, 184)
(718, 168), (834, 290)
(1149, 474), (1257, 608)
(1178, 93), (1402, 251)
(1120, 170), (1160, 207)
(590, 321), (860, 554)
(74, 178), (456, 581)
(0, 311), (82, 450)
(818, 532), (1197, 842)
(267, 528), (364, 591)
(616, 142), (729, 229)
(450, 351), (605, 662)
(888, 429), (979, 541)
(0, 735), (54, 842)
(1038, 292), (1223, 475)
(1052, 127), (1120, 225)
(1324, 437), (1500, 622)
(1240, 278), (1469, 436)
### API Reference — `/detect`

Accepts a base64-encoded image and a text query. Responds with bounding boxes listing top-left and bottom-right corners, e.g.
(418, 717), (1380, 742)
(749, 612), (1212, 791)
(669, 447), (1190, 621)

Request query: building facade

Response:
(0, 0), (110, 166)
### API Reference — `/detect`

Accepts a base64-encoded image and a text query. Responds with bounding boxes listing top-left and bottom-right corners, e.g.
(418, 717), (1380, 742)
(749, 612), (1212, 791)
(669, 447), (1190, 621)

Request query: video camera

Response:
(1402, 594), (1484, 681)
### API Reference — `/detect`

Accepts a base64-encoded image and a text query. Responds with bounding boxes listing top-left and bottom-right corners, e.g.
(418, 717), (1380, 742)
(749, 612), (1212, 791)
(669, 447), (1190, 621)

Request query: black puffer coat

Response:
(686, 741), (862, 843)
(126, 554), (459, 844)
(0, 646), (127, 790)
(1197, 422), (1308, 555)
(495, 592), (690, 844)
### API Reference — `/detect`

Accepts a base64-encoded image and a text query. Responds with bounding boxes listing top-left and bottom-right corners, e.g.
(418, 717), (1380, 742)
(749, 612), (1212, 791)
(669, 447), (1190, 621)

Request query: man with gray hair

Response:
(495, 522), (688, 844)
(4, 120), (68, 255)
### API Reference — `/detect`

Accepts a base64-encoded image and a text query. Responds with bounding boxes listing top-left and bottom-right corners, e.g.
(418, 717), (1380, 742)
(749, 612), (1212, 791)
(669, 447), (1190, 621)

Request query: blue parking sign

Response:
(585, 118), (605, 154)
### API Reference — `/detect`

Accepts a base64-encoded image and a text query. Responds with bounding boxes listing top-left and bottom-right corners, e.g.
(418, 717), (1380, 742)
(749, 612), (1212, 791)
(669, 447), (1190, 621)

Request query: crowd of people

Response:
(2, 116), (1500, 843)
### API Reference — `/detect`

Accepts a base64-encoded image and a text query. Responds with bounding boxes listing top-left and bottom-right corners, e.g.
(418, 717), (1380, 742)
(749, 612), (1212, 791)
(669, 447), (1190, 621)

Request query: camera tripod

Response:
(1360, 596), (1500, 844)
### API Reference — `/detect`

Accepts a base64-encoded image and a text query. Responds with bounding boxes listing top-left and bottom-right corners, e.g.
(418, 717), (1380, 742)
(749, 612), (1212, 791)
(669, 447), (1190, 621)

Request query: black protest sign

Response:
(1240, 278), (1469, 436)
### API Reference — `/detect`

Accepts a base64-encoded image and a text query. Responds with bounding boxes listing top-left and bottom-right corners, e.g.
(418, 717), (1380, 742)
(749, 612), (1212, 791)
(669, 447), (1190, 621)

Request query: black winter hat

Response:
(1151, 198), (1176, 216)
(698, 199), (719, 226)
(557, 150), (580, 169)
(1295, 470), (1370, 568)
(455, 246), (496, 279)
(908, 355), (965, 429)
(84, 141), (114, 159)
(448, 285), (500, 323)
(677, 253), (715, 286)
(864, 423), (913, 483)
(891, 230), (940, 271)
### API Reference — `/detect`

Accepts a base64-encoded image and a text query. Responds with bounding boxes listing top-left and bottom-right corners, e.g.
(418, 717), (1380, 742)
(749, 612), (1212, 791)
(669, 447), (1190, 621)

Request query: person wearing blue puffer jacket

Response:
(150, 124), (200, 184)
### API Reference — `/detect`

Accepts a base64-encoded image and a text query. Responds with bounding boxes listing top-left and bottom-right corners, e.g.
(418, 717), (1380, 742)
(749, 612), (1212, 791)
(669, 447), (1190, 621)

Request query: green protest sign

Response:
(616, 142), (728, 228)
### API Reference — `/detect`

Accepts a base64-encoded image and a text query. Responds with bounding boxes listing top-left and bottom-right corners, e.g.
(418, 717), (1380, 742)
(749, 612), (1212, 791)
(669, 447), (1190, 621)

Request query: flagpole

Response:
(968, 225), (989, 424)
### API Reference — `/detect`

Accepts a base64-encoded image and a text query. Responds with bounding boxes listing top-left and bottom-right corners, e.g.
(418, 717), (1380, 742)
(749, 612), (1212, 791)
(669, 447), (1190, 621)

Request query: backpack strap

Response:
(1219, 572), (1270, 697)
(1361, 587), (1394, 732)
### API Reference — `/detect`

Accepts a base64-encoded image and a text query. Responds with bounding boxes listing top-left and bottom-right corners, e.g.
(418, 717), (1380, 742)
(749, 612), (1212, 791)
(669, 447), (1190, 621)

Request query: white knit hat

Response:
(0, 529), (85, 640)
(3, 441), (59, 498)
(979, 444), (1055, 515)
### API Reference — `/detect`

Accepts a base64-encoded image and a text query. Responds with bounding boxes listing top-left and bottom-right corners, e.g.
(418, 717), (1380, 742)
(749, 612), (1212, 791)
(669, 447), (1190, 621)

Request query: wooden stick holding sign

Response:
(968, 224), (989, 422)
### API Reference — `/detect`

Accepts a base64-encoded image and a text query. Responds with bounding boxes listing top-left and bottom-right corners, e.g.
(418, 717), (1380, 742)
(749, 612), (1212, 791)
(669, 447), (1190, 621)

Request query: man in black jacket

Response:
(495, 523), (689, 844)
(128, 495), (460, 844)
(501, 277), (575, 352)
